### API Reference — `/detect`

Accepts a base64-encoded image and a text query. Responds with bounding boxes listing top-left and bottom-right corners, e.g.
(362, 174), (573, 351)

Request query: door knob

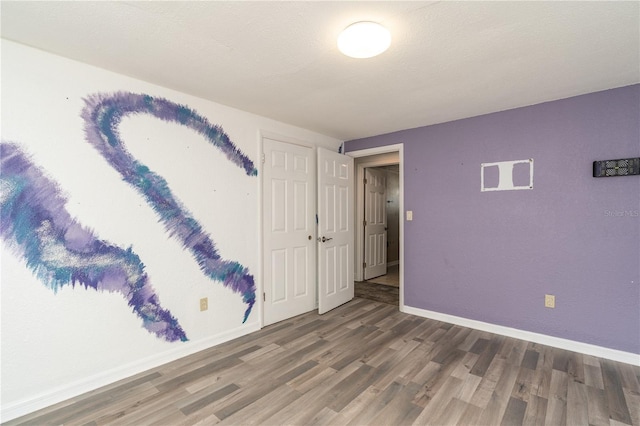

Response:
(318, 236), (333, 242)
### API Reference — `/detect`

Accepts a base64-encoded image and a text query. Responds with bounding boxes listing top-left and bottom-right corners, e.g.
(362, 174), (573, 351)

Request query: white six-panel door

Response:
(317, 147), (354, 314)
(364, 167), (388, 280)
(263, 138), (316, 325)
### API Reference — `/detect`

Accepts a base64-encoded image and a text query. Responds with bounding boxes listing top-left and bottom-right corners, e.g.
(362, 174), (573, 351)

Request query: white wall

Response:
(0, 39), (341, 420)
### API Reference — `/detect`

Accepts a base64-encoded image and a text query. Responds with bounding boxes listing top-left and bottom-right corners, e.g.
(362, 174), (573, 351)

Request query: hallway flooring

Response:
(365, 264), (400, 287)
(355, 264), (400, 305)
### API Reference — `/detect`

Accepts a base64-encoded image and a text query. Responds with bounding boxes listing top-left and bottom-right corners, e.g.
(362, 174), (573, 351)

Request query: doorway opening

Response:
(348, 144), (403, 308)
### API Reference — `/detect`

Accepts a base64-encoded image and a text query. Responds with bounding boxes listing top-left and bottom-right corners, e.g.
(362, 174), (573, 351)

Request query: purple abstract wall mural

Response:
(0, 92), (258, 341)
(83, 92), (257, 323)
(1, 143), (187, 342)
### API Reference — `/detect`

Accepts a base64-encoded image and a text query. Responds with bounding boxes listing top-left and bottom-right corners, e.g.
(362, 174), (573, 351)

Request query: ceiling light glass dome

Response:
(338, 21), (391, 59)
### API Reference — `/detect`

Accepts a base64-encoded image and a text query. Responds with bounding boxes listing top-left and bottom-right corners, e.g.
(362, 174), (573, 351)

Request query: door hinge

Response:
(363, 178), (367, 184)
(363, 262), (367, 268)
(261, 153), (266, 164)
(363, 220), (367, 226)
(263, 292), (266, 302)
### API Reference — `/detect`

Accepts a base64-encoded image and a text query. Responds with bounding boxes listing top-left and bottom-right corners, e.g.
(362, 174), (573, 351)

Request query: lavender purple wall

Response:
(346, 85), (640, 354)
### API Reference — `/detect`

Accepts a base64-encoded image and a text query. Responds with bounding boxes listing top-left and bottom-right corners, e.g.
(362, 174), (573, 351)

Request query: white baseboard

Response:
(1, 322), (260, 423)
(401, 304), (639, 366)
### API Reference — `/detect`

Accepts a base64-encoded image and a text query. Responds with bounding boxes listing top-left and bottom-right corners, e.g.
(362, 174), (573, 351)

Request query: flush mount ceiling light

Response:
(338, 21), (391, 59)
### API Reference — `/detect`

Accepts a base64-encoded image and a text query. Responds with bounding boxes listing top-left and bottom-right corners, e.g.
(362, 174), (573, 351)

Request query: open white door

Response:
(263, 138), (316, 325)
(317, 147), (354, 314)
(364, 168), (388, 280)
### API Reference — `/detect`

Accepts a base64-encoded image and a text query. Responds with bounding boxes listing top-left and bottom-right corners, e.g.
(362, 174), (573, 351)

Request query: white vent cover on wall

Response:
(481, 159), (534, 192)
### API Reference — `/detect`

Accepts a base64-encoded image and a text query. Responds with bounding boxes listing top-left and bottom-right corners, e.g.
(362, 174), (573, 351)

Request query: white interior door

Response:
(317, 147), (354, 314)
(263, 138), (316, 325)
(364, 168), (387, 280)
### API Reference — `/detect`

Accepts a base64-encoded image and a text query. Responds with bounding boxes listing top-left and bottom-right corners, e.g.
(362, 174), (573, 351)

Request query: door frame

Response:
(348, 143), (404, 309)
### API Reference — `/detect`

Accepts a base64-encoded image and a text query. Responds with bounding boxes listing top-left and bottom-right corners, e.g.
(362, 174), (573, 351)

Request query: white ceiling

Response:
(2, 1), (639, 141)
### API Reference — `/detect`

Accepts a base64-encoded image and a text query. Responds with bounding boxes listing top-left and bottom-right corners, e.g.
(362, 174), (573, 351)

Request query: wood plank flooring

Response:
(6, 298), (639, 426)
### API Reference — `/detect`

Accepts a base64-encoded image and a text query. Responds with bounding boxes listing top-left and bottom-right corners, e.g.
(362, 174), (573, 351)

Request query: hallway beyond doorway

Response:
(355, 265), (399, 305)
(364, 264), (399, 287)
